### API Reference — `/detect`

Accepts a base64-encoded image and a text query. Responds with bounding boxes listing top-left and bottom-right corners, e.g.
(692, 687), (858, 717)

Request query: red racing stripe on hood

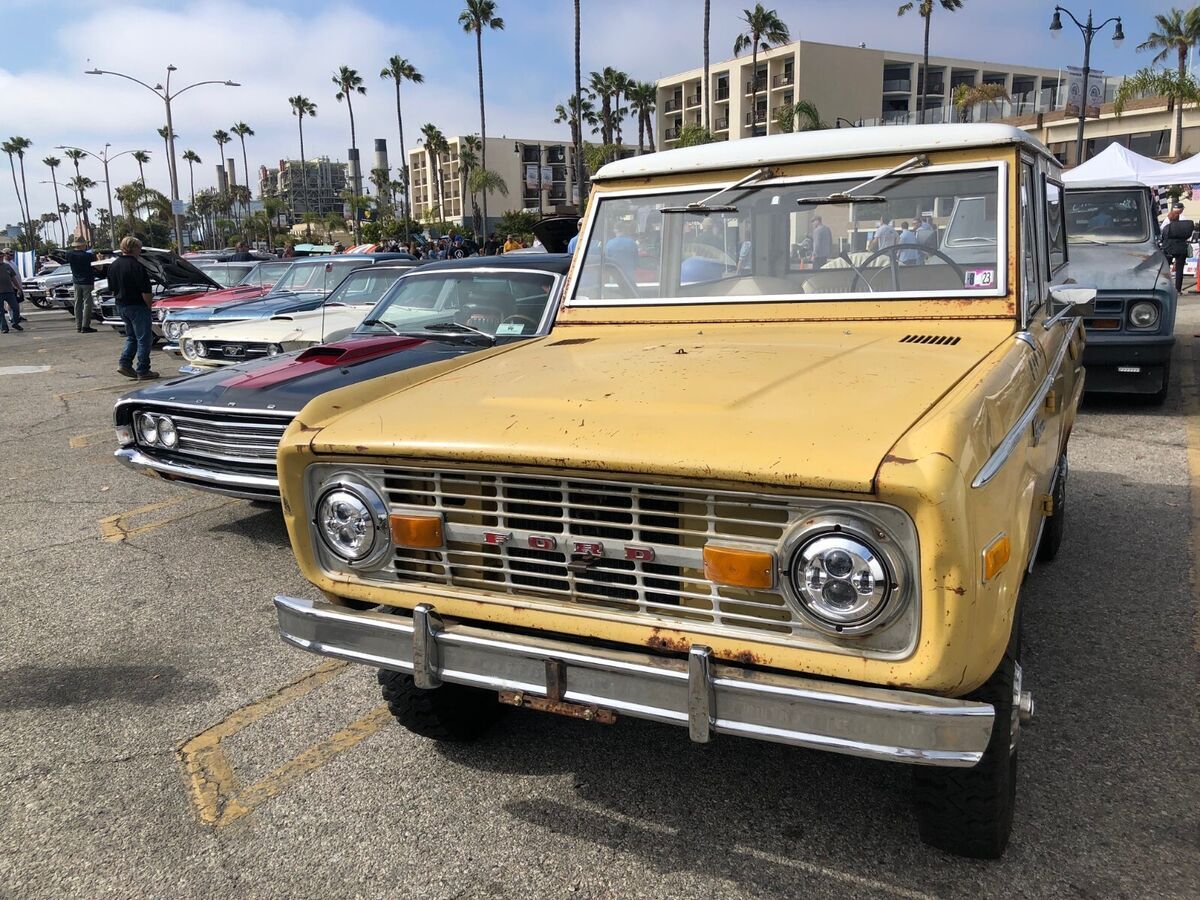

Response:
(218, 335), (427, 390)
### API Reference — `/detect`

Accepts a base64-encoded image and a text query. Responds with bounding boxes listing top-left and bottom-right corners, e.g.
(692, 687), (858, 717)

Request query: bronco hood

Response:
(306, 319), (1014, 494)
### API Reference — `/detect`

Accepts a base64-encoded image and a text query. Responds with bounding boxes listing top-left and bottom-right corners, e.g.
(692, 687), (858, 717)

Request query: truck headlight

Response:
(1128, 301), (1159, 329)
(780, 515), (907, 636)
(313, 475), (391, 570)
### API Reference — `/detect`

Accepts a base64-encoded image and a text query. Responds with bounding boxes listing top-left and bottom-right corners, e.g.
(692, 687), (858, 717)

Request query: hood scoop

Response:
(900, 334), (961, 346)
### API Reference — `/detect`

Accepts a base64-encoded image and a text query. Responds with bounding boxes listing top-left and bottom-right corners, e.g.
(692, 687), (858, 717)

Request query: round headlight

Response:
(165, 321), (186, 340)
(267, 343), (283, 357)
(1128, 301), (1159, 329)
(181, 338), (197, 359)
(157, 416), (178, 448)
(313, 477), (390, 568)
(195, 341), (208, 358)
(782, 521), (905, 636)
(136, 412), (158, 446)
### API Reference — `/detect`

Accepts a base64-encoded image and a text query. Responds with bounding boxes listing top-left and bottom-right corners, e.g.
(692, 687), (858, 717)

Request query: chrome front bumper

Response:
(115, 447), (279, 501)
(273, 595), (995, 767)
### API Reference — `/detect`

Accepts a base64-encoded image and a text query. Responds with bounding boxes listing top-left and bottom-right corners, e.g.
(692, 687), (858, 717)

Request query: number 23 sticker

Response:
(964, 268), (994, 289)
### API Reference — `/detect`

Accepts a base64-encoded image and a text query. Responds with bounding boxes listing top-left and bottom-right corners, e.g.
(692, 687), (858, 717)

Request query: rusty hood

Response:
(304, 319), (1014, 494)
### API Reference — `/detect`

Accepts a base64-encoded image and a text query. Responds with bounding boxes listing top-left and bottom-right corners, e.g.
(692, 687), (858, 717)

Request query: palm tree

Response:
(775, 99), (828, 132)
(231, 122), (255, 214)
(703, 0), (712, 130)
(733, 4), (790, 136)
(380, 56), (423, 243)
(897, 0), (965, 124)
(64, 148), (90, 236)
(419, 123), (449, 218)
(554, 93), (598, 153)
(288, 95), (318, 238)
(68, 176), (96, 239)
(6, 136), (35, 248)
(132, 150), (151, 191)
(3, 142), (28, 236)
(627, 82), (657, 153)
(574, 0), (586, 201)
(332, 65), (367, 241)
(459, 0), (505, 231)
(460, 135), (482, 236)
(43, 155), (66, 244)
(1115, 68), (1200, 159)
(181, 149), (201, 244)
(1137, 8), (1200, 159)
(589, 67), (632, 153)
(212, 129), (231, 181)
(156, 125), (176, 196)
(951, 83), (1010, 123)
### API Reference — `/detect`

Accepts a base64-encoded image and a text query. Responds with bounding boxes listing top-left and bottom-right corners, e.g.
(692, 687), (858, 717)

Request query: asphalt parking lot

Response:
(1, 305), (1198, 899)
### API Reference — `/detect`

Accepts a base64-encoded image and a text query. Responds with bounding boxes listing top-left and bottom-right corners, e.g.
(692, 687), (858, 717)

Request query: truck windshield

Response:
(1064, 189), (1151, 244)
(572, 165), (1004, 305)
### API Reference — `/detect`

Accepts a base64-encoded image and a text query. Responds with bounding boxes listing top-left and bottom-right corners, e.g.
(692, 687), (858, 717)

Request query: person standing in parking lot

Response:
(0, 250), (21, 333)
(810, 216), (832, 269)
(1161, 203), (1194, 293)
(229, 240), (254, 262)
(109, 236), (158, 380)
(66, 237), (98, 332)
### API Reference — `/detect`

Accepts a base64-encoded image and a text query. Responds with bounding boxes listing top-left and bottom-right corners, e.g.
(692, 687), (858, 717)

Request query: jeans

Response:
(117, 303), (154, 374)
(73, 284), (94, 329)
(0, 291), (17, 330)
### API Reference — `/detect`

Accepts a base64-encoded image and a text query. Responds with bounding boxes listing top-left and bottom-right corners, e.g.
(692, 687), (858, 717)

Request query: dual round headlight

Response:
(136, 412), (179, 449)
(780, 517), (906, 636)
(313, 476), (391, 570)
(1128, 301), (1159, 329)
(164, 320), (190, 341)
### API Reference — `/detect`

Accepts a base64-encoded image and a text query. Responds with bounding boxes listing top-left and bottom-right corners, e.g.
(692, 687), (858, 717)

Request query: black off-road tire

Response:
(1036, 455), (1068, 563)
(912, 630), (1021, 859)
(377, 669), (504, 742)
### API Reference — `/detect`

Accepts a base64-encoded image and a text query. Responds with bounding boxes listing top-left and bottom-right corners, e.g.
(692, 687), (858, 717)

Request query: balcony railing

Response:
(745, 77), (767, 95)
(714, 116), (729, 131)
(772, 72), (794, 88)
(686, 94), (701, 107)
(882, 79), (912, 93)
(745, 110), (767, 125)
(664, 98), (682, 112)
(715, 85), (730, 101)
(664, 127), (680, 141)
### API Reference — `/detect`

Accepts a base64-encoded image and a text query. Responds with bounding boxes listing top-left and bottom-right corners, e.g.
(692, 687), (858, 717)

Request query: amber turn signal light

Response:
(390, 514), (444, 549)
(703, 545), (775, 590)
(982, 535), (1011, 582)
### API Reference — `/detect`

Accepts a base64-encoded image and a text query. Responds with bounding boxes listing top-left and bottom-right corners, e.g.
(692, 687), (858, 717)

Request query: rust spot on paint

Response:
(645, 629), (690, 654)
(355, 445), (369, 452)
(949, 586), (967, 596)
(729, 649), (763, 666)
(882, 453), (918, 465)
(293, 421), (319, 433)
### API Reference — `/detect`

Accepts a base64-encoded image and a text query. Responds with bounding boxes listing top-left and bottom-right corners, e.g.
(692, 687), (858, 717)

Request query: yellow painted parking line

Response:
(177, 660), (393, 827)
(97, 496), (240, 542)
(69, 429), (112, 449)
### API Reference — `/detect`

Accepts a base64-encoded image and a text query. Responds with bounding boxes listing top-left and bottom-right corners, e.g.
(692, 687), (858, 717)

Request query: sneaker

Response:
(137, 370), (161, 381)
(11, 324), (22, 332)
(118, 365), (137, 379)
(80, 327), (98, 333)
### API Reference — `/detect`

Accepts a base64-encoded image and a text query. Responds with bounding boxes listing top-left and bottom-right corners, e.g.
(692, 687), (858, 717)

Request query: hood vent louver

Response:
(900, 334), (961, 346)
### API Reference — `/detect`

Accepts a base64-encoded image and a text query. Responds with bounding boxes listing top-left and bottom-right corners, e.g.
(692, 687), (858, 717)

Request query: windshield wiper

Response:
(360, 318), (403, 336)
(661, 167), (770, 215)
(797, 154), (929, 206)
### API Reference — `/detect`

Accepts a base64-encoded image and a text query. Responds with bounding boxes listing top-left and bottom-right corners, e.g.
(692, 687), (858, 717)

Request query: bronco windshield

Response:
(572, 164), (1005, 305)
(1064, 189), (1151, 244)
(358, 269), (558, 337)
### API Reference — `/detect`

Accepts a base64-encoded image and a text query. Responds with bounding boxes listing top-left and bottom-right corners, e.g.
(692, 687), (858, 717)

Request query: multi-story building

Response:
(408, 136), (633, 234)
(259, 157), (348, 224)
(656, 40), (1077, 146)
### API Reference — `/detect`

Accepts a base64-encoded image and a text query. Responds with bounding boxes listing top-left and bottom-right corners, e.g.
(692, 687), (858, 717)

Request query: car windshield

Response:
(573, 165), (1004, 304)
(1064, 189), (1151, 244)
(358, 269), (557, 337)
(238, 260), (293, 288)
(321, 267), (412, 307)
(270, 260), (367, 295)
(195, 262), (255, 287)
(51, 265), (71, 276)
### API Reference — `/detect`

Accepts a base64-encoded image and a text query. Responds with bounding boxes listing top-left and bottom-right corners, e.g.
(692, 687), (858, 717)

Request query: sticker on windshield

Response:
(496, 323), (526, 335)
(964, 268), (995, 289)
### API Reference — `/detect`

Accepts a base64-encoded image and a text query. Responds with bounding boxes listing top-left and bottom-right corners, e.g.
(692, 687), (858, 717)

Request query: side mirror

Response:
(1049, 284), (1096, 318)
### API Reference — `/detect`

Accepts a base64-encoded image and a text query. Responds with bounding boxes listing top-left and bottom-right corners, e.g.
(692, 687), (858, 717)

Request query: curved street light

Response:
(1049, 7), (1124, 166)
(85, 66), (240, 250)
(56, 143), (148, 250)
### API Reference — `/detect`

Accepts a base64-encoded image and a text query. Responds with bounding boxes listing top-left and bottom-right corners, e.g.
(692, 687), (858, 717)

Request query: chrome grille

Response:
(196, 341), (271, 362)
(376, 468), (809, 638)
(137, 409), (290, 464)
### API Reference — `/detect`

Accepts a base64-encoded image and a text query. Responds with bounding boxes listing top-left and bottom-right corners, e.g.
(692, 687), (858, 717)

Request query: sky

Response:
(0, 0), (1185, 234)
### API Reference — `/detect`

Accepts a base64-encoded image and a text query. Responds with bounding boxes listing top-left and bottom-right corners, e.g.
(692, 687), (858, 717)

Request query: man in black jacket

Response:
(65, 237), (98, 332)
(1161, 203), (1194, 293)
(108, 236), (158, 380)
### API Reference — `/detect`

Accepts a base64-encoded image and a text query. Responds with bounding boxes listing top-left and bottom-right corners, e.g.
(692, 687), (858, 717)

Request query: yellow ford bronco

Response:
(274, 124), (1089, 858)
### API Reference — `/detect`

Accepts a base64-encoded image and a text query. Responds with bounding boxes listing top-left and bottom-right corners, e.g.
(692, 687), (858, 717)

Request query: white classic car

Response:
(177, 262), (448, 371)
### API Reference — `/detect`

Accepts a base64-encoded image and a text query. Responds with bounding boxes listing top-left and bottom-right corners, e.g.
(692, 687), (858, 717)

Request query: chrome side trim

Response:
(114, 447), (280, 500)
(972, 318), (1079, 489)
(274, 595), (995, 767)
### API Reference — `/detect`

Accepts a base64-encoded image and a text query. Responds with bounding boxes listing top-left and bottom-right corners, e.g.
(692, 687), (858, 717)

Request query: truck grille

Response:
(375, 467), (814, 638)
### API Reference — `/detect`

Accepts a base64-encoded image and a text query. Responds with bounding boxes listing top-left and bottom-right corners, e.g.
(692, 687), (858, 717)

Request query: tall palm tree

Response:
(212, 129), (231, 180)
(7, 136), (35, 248)
(332, 65), (367, 241)
(230, 122), (255, 207)
(68, 176), (95, 239)
(574, 0), (585, 202)
(588, 70), (615, 147)
(182, 149), (201, 243)
(132, 150), (151, 191)
(3, 142), (29, 242)
(627, 82), (658, 153)
(1115, 68), (1200, 160)
(897, 0), (965, 124)
(733, 4), (791, 136)
(460, 135), (482, 236)
(612, 70), (633, 145)
(703, 0), (711, 130)
(554, 93), (598, 152)
(288, 95), (318, 237)
(380, 56), (424, 242)
(1137, 8), (1200, 159)
(419, 123), (448, 218)
(42, 155), (66, 244)
(459, 0), (505, 231)
(64, 148), (90, 235)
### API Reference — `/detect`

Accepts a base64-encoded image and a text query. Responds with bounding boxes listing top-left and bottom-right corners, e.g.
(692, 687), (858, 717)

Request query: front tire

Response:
(378, 669), (504, 742)
(912, 624), (1025, 859)
(28, 295), (54, 310)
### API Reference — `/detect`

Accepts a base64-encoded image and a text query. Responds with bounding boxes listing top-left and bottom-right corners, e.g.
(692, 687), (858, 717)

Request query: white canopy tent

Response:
(1062, 143), (1179, 186)
(1161, 152), (1200, 185)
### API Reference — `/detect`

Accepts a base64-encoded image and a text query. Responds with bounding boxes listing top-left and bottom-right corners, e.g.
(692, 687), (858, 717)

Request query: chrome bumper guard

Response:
(273, 595), (994, 767)
(115, 447), (279, 501)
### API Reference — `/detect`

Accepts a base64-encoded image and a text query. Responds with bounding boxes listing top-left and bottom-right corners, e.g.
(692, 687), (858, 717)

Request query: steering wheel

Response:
(849, 244), (965, 292)
(682, 242), (737, 269)
(500, 313), (539, 331)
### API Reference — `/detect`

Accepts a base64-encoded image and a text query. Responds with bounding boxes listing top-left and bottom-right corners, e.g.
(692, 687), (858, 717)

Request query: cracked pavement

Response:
(0, 305), (1197, 899)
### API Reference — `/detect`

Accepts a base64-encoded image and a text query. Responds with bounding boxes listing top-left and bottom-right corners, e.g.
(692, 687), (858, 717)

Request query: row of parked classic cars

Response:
(109, 125), (1178, 861)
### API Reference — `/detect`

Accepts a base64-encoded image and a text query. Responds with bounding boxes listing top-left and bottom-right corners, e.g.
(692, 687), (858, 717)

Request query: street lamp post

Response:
(84, 66), (240, 252)
(56, 144), (146, 251)
(1050, 7), (1124, 166)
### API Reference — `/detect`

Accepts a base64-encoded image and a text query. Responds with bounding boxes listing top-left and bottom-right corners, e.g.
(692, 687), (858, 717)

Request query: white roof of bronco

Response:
(593, 124), (1057, 181)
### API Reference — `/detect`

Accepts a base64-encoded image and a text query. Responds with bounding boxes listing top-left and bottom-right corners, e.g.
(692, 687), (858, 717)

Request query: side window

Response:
(1044, 177), (1067, 272)
(1020, 162), (1042, 319)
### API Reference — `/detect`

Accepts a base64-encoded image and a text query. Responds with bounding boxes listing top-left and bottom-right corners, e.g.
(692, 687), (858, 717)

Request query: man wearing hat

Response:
(1161, 203), (1194, 294)
(66, 237), (98, 333)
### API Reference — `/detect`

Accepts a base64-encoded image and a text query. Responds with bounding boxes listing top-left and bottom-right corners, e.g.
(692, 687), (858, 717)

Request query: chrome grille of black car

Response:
(132, 407), (291, 465)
